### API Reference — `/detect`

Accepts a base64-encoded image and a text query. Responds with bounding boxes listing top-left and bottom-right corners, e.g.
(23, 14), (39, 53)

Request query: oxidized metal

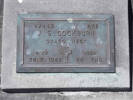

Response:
(17, 14), (115, 73)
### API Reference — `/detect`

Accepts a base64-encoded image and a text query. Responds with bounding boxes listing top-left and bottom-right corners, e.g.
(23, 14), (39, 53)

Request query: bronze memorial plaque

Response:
(17, 14), (115, 73)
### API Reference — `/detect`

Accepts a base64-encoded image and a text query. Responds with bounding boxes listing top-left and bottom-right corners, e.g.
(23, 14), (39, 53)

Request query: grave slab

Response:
(1, 0), (130, 91)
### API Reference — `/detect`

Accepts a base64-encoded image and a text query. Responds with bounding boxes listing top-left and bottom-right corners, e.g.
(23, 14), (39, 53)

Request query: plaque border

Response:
(17, 14), (115, 73)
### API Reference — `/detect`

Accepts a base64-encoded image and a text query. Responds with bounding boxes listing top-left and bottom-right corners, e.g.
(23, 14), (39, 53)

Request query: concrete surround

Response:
(0, 0), (133, 100)
(1, 0), (130, 90)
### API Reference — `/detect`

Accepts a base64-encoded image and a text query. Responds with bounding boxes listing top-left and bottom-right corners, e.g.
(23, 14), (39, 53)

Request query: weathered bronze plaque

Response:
(17, 14), (115, 72)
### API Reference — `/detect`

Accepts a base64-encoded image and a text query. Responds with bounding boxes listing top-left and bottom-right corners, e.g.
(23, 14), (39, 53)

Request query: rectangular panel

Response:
(17, 14), (115, 73)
